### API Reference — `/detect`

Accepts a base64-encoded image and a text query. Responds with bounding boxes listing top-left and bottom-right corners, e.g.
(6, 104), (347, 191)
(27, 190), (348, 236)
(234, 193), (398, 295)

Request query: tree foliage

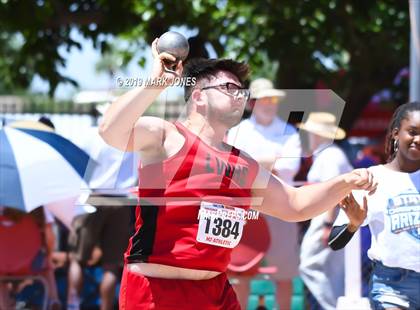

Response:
(0, 0), (410, 127)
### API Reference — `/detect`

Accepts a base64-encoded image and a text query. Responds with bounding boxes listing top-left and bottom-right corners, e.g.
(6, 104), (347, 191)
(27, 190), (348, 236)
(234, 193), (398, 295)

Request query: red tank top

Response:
(125, 122), (259, 272)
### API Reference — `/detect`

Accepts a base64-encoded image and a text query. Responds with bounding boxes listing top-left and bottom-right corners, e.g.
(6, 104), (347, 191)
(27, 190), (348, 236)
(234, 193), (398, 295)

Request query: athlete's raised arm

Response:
(99, 39), (183, 152)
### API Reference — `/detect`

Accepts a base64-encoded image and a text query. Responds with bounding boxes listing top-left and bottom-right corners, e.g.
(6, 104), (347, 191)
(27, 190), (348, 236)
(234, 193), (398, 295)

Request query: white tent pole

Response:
(336, 229), (371, 309)
(410, 0), (420, 102)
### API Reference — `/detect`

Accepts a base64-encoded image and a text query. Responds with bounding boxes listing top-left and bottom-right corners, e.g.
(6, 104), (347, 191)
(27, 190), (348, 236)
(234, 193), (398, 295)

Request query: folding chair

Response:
(0, 213), (49, 310)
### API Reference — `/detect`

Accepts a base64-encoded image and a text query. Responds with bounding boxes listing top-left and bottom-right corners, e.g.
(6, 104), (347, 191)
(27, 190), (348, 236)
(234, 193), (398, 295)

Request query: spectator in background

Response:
(329, 102), (420, 310)
(67, 113), (137, 310)
(38, 116), (56, 130)
(298, 112), (353, 310)
(227, 78), (302, 309)
(37, 116), (64, 309)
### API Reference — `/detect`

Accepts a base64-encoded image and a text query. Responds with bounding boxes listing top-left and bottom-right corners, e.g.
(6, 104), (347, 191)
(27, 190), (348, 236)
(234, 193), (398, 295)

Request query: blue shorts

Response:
(369, 261), (420, 310)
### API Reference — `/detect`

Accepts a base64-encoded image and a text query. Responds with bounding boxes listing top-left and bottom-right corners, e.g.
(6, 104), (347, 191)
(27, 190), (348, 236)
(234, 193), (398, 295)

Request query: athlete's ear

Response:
(192, 88), (207, 110)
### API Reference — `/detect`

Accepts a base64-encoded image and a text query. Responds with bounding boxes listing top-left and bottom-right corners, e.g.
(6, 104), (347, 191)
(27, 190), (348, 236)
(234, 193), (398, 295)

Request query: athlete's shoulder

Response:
(133, 116), (176, 152)
(136, 116), (174, 131)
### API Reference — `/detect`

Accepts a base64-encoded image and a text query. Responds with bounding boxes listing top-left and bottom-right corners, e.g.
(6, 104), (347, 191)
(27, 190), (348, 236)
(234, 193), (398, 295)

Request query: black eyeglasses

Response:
(201, 82), (250, 101)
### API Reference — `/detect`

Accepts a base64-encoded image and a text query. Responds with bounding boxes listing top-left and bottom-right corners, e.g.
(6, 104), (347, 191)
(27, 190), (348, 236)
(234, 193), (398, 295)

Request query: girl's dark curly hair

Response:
(384, 101), (420, 162)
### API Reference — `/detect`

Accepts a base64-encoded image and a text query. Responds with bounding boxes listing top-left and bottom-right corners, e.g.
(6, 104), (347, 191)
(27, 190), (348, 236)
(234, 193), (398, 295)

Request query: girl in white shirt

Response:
(329, 101), (420, 310)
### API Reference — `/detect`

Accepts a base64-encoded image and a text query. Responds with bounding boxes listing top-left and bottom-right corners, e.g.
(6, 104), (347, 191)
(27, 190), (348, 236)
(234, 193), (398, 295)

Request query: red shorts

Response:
(119, 267), (241, 310)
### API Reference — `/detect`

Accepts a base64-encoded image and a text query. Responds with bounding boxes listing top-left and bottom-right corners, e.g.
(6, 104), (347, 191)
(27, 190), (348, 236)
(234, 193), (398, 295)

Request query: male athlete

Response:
(99, 38), (377, 309)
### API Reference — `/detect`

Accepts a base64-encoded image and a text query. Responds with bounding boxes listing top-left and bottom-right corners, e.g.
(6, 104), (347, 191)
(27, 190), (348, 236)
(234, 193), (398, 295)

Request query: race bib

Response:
(196, 201), (246, 248)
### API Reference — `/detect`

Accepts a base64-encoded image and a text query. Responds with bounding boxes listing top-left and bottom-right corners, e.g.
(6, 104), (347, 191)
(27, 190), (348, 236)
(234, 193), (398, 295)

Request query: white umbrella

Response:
(0, 124), (93, 212)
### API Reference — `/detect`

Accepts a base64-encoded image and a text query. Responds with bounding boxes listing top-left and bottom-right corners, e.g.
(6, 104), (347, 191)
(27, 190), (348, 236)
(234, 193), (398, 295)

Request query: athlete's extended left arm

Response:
(251, 166), (376, 222)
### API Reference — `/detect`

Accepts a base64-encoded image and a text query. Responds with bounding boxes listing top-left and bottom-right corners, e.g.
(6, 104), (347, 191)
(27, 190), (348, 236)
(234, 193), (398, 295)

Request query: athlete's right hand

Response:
(150, 38), (183, 87)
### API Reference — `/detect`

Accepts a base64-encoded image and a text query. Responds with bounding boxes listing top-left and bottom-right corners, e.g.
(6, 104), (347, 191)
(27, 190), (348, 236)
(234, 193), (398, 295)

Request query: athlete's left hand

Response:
(343, 168), (377, 195)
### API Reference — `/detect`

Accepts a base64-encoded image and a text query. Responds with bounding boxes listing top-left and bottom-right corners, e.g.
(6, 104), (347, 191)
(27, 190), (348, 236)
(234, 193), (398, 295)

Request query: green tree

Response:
(0, 32), (35, 93)
(0, 0), (410, 127)
(94, 41), (131, 89)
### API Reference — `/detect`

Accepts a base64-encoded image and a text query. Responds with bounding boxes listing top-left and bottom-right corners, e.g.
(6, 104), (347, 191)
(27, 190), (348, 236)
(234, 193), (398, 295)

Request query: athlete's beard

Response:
(207, 101), (244, 128)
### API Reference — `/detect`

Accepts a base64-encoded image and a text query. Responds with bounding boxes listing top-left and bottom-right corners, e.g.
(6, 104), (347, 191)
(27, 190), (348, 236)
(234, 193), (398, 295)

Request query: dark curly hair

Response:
(385, 101), (420, 162)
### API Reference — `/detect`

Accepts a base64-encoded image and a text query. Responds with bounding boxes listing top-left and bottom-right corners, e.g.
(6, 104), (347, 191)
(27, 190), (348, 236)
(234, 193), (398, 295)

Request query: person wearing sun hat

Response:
(228, 77), (300, 184)
(297, 112), (346, 140)
(227, 78), (301, 309)
(298, 112), (353, 310)
(249, 78), (286, 100)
